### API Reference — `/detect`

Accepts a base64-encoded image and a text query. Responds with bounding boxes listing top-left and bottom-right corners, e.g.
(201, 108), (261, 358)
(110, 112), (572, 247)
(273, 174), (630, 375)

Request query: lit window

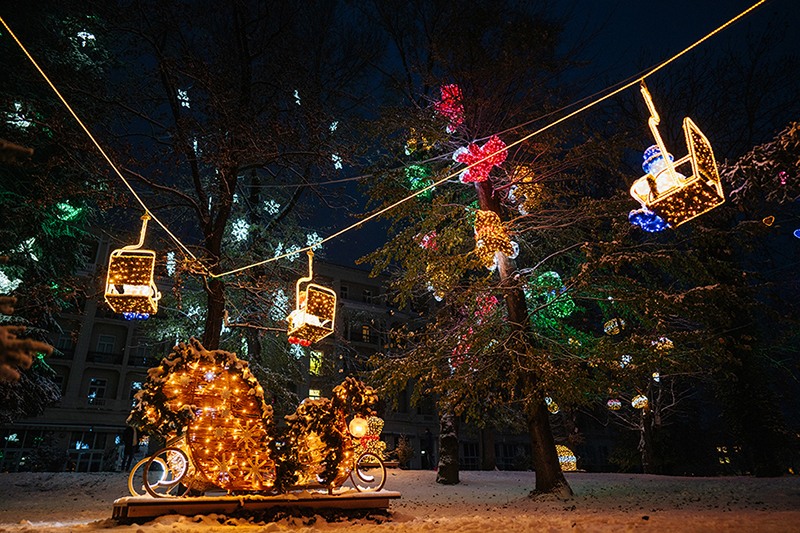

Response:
(87, 378), (107, 406)
(308, 389), (321, 400)
(340, 285), (349, 299)
(362, 325), (370, 343)
(309, 350), (323, 376)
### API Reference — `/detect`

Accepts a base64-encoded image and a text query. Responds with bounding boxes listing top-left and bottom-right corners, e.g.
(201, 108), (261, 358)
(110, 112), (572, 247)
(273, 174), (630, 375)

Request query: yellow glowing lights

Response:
(509, 166), (544, 215)
(545, 396), (560, 414)
(556, 445), (577, 471)
(104, 214), (161, 316)
(762, 216), (775, 226)
(287, 250), (336, 345)
(474, 210), (518, 270)
(349, 417), (368, 438)
(632, 395), (649, 409)
(629, 82), (725, 227)
(603, 318), (625, 335)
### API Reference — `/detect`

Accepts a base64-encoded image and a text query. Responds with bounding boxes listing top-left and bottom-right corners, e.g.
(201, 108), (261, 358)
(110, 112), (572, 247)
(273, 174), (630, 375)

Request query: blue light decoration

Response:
(122, 312), (150, 320)
(629, 207), (670, 232)
(794, 229), (800, 239)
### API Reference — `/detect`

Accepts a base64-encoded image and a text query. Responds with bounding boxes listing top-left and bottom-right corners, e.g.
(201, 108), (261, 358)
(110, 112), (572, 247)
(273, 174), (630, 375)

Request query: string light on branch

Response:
(473, 210), (518, 271)
(454, 136), (508, 184)
(525, 271), (576, 319)
(287, 250), (336, 346)
(104, 214), (161, 318)
(629, 82), (725, 230)
(762, 216), (775, 226)
(604, 318), (625, 335)
(434, 84), (464, 132)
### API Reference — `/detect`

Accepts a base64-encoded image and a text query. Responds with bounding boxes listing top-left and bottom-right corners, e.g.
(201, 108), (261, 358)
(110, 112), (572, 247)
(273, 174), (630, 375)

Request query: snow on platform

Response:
(112, 490), (401, 520)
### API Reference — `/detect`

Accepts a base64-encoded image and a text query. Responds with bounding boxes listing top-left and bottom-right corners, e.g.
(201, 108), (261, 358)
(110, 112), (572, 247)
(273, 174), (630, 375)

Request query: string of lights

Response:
(1, 0), (769, 279)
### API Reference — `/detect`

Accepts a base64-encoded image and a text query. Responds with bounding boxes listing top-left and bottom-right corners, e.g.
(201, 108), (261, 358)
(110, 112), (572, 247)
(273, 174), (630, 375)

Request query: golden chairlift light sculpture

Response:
(629, 82), (725, 232)
(104, 214), (161, 319)
(287, 250), (336, 346)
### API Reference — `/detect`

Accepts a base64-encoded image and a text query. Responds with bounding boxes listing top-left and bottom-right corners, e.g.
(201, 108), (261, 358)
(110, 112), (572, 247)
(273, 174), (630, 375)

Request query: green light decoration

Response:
(55, 202), (83, 221)
(525, 271), (576, 320)
(406, 164), (433, 198)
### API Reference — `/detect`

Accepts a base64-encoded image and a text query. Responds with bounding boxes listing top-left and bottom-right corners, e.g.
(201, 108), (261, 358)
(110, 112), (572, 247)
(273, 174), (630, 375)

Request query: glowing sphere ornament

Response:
(454, 136), (508, 183)
(632, 395), (649, 409)
(473, 210), (518, 270)
(349, 417), (368, 438)
(629, 83), (725, 228)
(556, 445), (577, 471)
(604, 318), (625, 335)
(545, 396), (560, 414)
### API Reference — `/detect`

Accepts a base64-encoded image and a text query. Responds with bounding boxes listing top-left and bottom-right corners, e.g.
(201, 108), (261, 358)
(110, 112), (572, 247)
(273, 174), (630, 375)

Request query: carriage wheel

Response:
(142, 447), (189, 498)
(128, 456), (164, 497)
(349, 452), (386, 492)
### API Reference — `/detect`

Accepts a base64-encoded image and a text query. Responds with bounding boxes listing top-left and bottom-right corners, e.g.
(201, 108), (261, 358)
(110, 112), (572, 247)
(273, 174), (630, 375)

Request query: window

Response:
(340, 285), (348, 299)
(129, 381), (143, 404)
(136, 345), (150, 358)
(362, 290), (372, 304)
(461, 442), (480, 470)
(96, 335), (115, 354)
(308, 389), (321, 400)
(87, 378), (107, 406)
(361, 325), (371, 343)
(56, 334), (74, 351)
(52, 374), (66, 394)
(309, 350), (323, 376)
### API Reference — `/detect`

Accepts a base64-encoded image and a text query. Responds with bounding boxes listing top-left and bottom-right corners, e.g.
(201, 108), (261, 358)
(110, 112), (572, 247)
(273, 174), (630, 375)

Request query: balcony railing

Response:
(128, 355), (159, 368)
(85, 351), (123, 365)
(51, 348), (75, 360)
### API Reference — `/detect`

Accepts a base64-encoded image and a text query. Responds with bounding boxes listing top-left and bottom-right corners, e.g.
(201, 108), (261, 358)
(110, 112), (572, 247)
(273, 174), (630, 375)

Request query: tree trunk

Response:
(203, 276), (225, 350)
(641, 406), (656, 474)
(475, 180), (572, 496)
(436, 410), (460, 484)
(481, 423), (496, 470)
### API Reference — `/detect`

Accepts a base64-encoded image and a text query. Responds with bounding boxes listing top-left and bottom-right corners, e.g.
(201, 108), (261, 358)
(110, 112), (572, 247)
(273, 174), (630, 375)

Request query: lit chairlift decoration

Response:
(629, 82), (725, 232)
(287, 250), (336, 346)
(104, 213), (161, 320)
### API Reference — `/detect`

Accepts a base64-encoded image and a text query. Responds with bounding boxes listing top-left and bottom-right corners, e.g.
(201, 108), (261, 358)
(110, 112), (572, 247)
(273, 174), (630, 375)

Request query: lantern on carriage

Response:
(629, 82), (725, 231)
(104, 213), (161, 319)
(287, 250), (337, 346)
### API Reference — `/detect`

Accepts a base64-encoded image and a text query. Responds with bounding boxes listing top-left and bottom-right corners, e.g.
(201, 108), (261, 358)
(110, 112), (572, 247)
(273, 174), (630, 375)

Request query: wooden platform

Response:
(112, 490), (401, 521)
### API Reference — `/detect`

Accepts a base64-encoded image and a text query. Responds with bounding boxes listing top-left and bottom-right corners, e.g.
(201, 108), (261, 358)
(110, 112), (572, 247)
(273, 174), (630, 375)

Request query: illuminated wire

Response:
(0, 16), (198, 262)
(2, 0), (769, 279)
(212, 0), (769, 278)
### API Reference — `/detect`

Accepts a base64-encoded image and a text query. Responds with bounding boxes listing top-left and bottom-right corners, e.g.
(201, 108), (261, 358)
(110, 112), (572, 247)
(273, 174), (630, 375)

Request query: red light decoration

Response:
(454, 136), (508, 184)
(434, 84), (464, 132)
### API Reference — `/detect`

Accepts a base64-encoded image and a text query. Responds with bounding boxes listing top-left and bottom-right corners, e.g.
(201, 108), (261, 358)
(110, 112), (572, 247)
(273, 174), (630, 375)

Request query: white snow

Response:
(1, 469), (800, 532)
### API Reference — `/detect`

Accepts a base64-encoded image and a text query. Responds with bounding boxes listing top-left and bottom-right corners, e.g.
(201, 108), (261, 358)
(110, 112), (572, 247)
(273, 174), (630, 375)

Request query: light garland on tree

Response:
(629, 82), (725, 230)
(287, 250), (336, 346)
(473, 210), (518, 270)
(508, 165), (544, 215)
(545, 396), (560, 414)
(631, 394), (649, 409)
(607, 398), (622, 410)
(128, 340), (379, 494)
(603, 318), (625, 335)
(104, 214), (161, 318)
(453, 136), (508, 183)
(525, 271), (576, 320)
(434, 84), (464, 132)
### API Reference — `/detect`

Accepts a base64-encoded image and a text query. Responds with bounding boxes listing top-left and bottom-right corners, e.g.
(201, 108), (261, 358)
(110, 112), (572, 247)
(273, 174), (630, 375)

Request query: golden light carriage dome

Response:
(104, 213), (161, 319)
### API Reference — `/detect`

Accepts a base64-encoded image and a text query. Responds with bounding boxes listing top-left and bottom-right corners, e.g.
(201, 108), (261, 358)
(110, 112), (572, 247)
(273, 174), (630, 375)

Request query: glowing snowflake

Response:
(231, 218), (250, 242)
(264, 199), (280, 215)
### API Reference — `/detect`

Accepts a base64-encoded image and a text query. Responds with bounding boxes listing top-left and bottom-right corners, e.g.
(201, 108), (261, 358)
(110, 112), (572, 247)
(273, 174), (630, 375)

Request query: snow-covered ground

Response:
(1, 469), (800, 532)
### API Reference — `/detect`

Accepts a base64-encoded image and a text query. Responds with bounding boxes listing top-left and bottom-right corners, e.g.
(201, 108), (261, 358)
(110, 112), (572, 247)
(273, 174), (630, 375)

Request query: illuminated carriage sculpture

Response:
(104, 214), (161, 319)
(128, 340), (387, 498)
(629, 82), (725, 232)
